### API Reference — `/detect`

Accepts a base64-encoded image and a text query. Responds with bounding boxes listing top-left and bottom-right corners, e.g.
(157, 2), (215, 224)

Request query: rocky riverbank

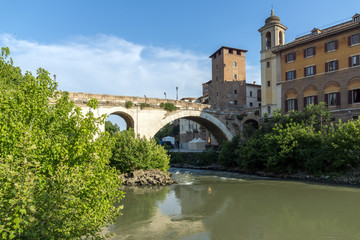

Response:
(171, 163), (360, 186)
(119, 169), (177, 186)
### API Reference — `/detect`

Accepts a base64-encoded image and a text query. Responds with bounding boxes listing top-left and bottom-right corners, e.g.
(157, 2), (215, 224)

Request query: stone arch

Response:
(109, 111), (135, 130)
(303, 85), (318, 97)
(285, 88), (298, 99)
(347, 76), (360, 90)
(324, 81), (341, 93)
(148, 111), (233, 144)
(243, 119), (259, 129)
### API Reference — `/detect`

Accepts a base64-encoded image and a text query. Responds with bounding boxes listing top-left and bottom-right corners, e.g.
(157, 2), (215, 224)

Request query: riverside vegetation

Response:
(219, 103), (360, 177)
(0, 47), (172, 239)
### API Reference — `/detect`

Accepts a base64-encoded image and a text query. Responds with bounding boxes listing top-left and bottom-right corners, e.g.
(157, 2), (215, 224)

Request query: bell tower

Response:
(258, 10), (287, 116)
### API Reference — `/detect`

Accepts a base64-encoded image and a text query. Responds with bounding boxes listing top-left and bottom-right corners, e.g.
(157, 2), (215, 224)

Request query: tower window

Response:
(229, 49), (233, 54)
(216, 64), (218, 70)
(267, 81), (271, 87)
(266, 32), (271, 49)
(279, 31), (283, 45)
(216, 76), (218, 82)
(234, 74), (237, 80)
(236, 51), (242, 55)
(234, 90), (237, 94)
(267, 62), (270, 68)
(234, 61), (237, 67)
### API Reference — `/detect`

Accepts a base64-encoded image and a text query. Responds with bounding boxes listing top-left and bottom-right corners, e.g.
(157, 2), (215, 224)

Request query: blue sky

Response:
(1, 1), (359, 101)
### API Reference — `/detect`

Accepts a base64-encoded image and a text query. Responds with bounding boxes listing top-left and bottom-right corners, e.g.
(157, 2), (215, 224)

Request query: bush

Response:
(160, 102), (178, 112)
(125, 101), (133, 108)
(0, 47), (123, 239)
(140, 103), (150, 109)
(110, 129), (170, 173)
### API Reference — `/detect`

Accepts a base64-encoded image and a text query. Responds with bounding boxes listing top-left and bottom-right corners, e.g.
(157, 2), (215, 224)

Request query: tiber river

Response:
(107, 168), (360, 240)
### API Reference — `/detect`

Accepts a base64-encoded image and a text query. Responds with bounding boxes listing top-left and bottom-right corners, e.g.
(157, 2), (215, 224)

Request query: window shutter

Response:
(285, 100), (288, 112)
(294, 99), (298, 110)
(325, 43), (328, 52)
(349, 36), (352, 46)
(313, 47), (316, 56)
(325, 94), (329, 105)
(294, 52), (296, 61)
(304, 97), (307, 108)
(285, 54), (288, 62)
(335, 40), (338, 50)
(304, 49), (307, 58)
(336, 92), (340, 106)
(285, 72), (288, 81)
(314, 65), (317, 74)
(294, 71), (296, 79)
(349, 57), (352, 67)
(314, 96), (318, 105)
(325, 62), (328, 72)
(304, 68), (307, 77)
(349, 90), (353, 104)
(357, 55), (360, 65)
(335, 60), (339, 70)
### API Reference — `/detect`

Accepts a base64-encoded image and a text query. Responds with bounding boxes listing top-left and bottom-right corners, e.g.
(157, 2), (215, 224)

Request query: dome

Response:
(265, 9), (280, 24)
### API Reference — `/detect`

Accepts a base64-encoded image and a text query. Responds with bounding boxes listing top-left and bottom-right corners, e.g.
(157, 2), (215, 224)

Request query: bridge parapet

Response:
(68, 92), (211, 111)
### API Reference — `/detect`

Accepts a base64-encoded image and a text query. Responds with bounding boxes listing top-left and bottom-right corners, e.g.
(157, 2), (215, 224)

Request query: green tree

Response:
(110, 129), (170, 173)
(105, 120), (121, 136)
(0, 47), (123, 239)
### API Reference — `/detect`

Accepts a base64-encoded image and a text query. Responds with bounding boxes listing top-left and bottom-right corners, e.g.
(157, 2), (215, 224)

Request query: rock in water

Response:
(119, 169), (177, 186)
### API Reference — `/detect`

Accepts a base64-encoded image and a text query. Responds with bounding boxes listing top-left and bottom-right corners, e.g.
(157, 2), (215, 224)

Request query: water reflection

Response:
(109, 168), (360, 240)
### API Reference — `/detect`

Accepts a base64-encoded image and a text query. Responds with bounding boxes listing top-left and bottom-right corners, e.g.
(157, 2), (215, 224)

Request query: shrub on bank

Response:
(109, 129), (170, 173)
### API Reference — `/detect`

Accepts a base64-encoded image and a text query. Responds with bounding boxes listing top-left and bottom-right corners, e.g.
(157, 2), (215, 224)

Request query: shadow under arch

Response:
(151, 111), (233, 145)
(109, 111), (135, 130)
(243, 119), (259, 129)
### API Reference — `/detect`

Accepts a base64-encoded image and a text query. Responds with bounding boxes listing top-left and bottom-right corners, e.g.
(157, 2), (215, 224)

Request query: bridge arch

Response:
(144, 110), (233, 144)
(108, 111), (135, 130)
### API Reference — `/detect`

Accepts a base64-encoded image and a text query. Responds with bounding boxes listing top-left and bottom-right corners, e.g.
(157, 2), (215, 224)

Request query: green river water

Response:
(107, 168), (360, 240)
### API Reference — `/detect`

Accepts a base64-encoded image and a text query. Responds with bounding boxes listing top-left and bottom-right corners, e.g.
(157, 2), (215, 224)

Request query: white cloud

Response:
(0, 34), (210, 99)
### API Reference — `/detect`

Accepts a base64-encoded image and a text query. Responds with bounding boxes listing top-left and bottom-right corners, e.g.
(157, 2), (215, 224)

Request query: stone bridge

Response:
(69, 92), (261, 144)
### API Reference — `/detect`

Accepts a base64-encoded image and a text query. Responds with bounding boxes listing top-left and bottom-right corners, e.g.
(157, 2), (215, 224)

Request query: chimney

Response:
(253, 81), (256, 85)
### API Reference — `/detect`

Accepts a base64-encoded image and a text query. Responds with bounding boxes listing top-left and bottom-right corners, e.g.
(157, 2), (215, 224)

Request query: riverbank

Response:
(119, 169), (177, 186)
(171, 163), (360, 186)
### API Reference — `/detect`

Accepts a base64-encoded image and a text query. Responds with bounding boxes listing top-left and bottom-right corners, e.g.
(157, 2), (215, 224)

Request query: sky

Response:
(1, 0), (359, 127)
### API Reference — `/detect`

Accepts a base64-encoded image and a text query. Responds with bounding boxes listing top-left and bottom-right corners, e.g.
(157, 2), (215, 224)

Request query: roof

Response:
(273, 17), (360, 53)
(209, 46), (248, 58)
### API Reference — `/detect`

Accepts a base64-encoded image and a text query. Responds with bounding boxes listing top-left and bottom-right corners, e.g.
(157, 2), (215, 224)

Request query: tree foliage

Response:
(0, 47), (123, 239)
(109, 129), (170, 173)
(219, 104), (360, 175)
(105, 120), (121, 136)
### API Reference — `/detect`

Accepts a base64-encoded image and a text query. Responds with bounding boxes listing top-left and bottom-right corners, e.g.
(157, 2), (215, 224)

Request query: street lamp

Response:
(176, 86), (178, 100)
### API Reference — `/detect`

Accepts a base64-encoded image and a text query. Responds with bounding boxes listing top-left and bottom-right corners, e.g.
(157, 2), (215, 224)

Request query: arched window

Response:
(279, 31), (283, 45)
(266, 32), (271, 49)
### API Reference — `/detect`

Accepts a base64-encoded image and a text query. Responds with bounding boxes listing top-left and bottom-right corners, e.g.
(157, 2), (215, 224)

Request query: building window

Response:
(234, 74), (237, 80)
(267, 61), (270, 68)
(234, 100), (238, 105)
(234, 90), (237, 94)
(267, 106), (271, 113)
(257, 89), (261, 101)
(259, 103), (261, 107)
(229, 49), (233, 54)
(287, 99), (297, 111)
(325, 60), (338, 72)
(354, 16), (360, 22)
(349, 89), (360, 104)
(349, 34), (360, 46)
(285, 52), (296, 63)
(216, 64), (218, 71)
(325, 92), (340, 106)
(234, 61), (237, 67)
(267, 81), (271, 87)
(216, 76), (218, 82)
(304, 96), (317, 107)
(304, 47), (315, 57)
(304, 65), (316, 76)
(325, 40), (338, 52)
(266, 32), (271, 49)
(250, 91), (253, 97)
(279, 31), (283, 45)
(250, 102), (253, 107)
(349, 55), (360, 67)
(216, 92), (219, 96)
(237, 50), (242, 55)
(285, 70), (296, 80)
